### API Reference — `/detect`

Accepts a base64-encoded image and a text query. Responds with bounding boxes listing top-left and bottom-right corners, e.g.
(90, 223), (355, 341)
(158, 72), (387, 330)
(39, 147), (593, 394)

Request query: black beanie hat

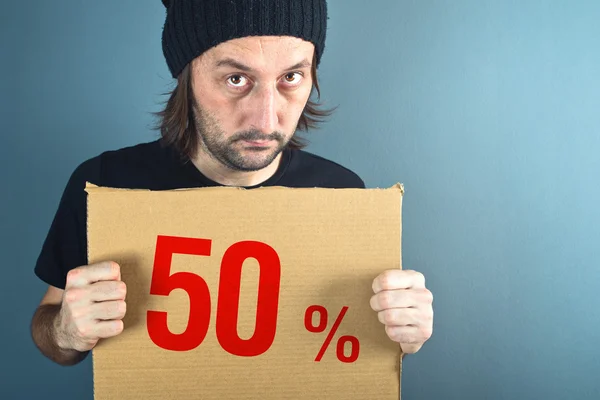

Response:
(161, 0), (328, 79)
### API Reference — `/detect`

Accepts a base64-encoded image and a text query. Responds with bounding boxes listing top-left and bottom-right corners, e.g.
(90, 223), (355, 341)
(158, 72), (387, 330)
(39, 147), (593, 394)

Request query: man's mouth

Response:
(241, 139), (272, 146)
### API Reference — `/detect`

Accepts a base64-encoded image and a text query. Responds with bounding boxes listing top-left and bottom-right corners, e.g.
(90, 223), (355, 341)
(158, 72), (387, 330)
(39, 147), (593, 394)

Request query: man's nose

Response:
(249, 86), (279, 134)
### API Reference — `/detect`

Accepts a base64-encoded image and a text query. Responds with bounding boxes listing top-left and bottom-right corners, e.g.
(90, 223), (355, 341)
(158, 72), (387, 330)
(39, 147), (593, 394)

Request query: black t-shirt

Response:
(34, 139), (365, 289)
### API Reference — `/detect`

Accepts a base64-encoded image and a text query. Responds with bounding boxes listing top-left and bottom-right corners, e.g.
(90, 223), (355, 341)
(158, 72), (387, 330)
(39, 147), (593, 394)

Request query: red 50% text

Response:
(146, 235), (360, 363)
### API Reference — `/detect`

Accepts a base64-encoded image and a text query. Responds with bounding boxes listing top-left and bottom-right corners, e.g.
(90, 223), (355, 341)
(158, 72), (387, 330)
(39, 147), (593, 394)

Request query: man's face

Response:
(190, 36), (315, 172)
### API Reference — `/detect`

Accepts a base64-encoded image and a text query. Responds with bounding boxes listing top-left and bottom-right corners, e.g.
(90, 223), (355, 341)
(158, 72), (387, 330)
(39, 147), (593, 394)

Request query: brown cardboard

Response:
(86, 183), (404, 399)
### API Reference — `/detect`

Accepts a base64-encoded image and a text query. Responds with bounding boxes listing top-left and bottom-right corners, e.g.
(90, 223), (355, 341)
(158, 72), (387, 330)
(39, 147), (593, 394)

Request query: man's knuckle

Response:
(413, 270), (425, 284)
(386, 326), (399, 341)
(394, 328), (407, 342)
(109, 261), (120, 275)
(105, 302), (118, 317)
(65, 288), (81, 304)
(421, 326), (433, 340)
(421, 288), (433, 302)
(118, 301), (127, 316)
(380, 310), (393, 325)
(70, 307), (85, 321)
(106, 301), (124, 317)
(369, 294), (378, 310)
(424, 310), (434, 322)
(381, 270), (394, 287)
(113, 320), (124, 334)
(64, 290), (76, 304)
(66, 268), (81, 283)
(380, 292), (393, 309)
(76, 323), (89, 339)
(376, 270), (396, 290)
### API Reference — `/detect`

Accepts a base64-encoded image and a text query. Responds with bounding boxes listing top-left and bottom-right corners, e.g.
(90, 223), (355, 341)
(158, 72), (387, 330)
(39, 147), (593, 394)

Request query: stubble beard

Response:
(192, 101), (292, 172)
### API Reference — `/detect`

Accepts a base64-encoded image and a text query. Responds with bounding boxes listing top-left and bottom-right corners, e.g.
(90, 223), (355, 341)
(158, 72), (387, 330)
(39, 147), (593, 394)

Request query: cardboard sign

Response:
(86, 183), (404, 399)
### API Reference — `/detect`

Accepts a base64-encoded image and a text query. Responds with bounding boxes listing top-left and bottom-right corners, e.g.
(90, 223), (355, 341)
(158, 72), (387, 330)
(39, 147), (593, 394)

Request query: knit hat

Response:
(161, 0), (328, 79)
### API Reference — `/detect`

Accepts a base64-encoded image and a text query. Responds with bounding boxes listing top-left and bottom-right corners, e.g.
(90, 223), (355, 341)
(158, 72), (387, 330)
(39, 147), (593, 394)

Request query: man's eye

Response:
(228, 75), (247, 87)
(284, 72), (302, 84)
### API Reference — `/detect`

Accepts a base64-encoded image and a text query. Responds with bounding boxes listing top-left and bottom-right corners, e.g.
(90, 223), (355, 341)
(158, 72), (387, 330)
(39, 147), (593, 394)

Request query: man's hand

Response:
(55, 261), (127, 352)
(370, 269), (434, 354)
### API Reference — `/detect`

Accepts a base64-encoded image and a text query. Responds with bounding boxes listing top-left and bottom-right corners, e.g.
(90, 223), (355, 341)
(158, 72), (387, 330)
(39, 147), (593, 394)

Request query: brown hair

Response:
(153, 54), (335, 159)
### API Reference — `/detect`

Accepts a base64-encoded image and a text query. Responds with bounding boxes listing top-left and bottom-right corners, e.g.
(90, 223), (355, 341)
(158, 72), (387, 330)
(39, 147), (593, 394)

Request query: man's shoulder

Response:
(95, 138), (167, 169)
(65, 139), (168, 195)
(288, 148), (366, 189)
(75, 138), (163, 169)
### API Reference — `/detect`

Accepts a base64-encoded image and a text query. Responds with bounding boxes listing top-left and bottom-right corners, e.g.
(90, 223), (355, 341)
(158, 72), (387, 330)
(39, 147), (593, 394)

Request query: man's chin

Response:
(225, 149), (282, 172)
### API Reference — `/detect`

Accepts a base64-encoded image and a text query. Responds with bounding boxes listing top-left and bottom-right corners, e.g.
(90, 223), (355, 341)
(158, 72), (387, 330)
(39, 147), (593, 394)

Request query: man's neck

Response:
(191, 149), (282, 187)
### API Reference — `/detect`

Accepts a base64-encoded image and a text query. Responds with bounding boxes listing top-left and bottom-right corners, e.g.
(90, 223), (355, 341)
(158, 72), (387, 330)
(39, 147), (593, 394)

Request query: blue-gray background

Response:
(2, 1), (598, 399)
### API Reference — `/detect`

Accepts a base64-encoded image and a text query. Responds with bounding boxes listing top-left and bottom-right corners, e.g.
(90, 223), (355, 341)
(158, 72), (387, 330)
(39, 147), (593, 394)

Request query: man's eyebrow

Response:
(214, 58), (312, 72)
(286, 59), (312, 71)
(215, 58), (252, 71)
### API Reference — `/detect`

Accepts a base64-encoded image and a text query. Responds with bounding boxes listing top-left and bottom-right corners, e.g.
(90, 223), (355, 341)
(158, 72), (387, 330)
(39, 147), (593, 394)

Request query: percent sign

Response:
(304, 305), (360, 363)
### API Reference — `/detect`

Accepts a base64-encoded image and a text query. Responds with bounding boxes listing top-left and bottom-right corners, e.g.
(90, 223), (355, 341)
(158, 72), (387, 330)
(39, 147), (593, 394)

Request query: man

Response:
(31, 0), (433, 367)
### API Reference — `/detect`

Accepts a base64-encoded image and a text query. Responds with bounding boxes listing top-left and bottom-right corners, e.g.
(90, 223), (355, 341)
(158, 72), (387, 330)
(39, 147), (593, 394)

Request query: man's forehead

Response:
(209, 36), (314, 60)
(192, 36), (315, 73)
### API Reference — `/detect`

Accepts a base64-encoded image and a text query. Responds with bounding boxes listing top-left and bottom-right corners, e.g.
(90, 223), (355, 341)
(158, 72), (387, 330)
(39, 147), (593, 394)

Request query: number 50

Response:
(146, 235), (281, 357)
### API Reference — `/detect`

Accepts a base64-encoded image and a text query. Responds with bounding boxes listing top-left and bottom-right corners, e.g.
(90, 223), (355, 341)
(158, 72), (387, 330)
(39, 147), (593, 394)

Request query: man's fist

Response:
(370, 269), (434, 354)
(55, 261), (127, 352)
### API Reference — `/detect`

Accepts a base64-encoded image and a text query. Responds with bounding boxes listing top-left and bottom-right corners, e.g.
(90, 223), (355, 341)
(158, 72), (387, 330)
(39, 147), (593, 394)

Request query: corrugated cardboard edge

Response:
(84, 182), (405, 193)
(86, 183), (95, 400)
(85, 181), (405, 399)
(86, 183), (102, 400)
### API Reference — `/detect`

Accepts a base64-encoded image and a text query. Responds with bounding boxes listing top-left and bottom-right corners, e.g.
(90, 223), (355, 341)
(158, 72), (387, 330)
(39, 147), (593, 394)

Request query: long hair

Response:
(153, 53), (335, 159)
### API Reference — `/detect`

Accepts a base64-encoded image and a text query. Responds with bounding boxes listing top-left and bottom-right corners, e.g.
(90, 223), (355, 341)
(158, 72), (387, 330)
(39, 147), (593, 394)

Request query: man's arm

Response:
(30, 285), (89, 366)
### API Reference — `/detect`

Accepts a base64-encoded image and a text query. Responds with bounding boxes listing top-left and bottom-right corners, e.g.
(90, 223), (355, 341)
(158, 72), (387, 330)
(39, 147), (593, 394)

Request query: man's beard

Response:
(192, 101), (291, 172)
